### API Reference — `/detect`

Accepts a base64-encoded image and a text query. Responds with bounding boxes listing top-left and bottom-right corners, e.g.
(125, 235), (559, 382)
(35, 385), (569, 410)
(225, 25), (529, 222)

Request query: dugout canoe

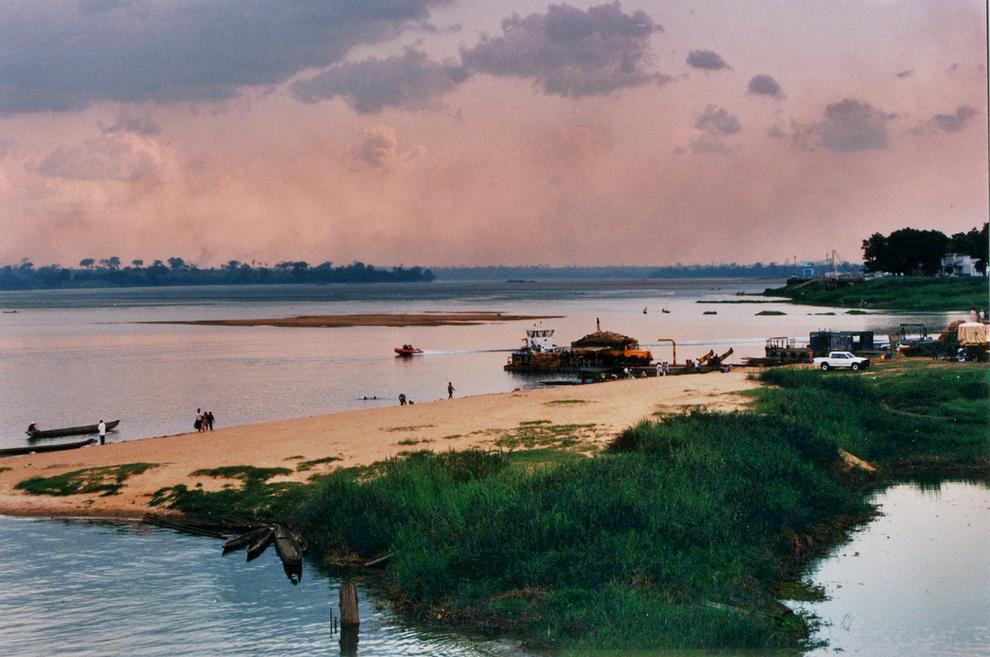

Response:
(26, 419), (120, 440)
(0, 438), (97, 458)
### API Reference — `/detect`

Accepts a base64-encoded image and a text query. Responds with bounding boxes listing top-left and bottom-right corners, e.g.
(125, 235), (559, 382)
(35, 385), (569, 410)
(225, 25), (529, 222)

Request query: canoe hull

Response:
(0, 438), (97, 458)
(27, 419), (120, 440)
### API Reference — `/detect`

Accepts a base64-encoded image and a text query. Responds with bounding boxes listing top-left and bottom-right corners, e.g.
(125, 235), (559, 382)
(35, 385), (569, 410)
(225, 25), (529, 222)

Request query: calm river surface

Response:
(0, 279), (948, 449)
(0, 281), (977, 656)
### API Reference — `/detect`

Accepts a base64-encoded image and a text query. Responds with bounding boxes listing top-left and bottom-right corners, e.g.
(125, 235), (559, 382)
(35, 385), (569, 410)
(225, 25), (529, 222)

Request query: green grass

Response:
(149, 363), (988, 652)
(149, 465), (306, 521)
(764, 276), (988, 311)
(545, 399), (591, 406)
(754, 364), (989, 474)
(296, 456), (341, 472)
(0, 466), (10, 474)
(293, 415), (869, 651)
(16, 463), (157, 497)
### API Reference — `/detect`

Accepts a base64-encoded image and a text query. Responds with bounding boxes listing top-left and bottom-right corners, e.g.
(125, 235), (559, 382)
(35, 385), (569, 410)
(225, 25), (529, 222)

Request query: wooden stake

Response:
(339, 580), (360, 627)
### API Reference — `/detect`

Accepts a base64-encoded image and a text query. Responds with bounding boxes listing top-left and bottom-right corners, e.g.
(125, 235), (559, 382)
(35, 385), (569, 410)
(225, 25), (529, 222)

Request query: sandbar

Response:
(0, 370), (757, 518)
(142, 311), (561, 328)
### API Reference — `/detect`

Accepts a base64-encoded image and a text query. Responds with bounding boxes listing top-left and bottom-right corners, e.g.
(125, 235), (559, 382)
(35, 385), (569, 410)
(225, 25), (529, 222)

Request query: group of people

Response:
(397, 382), (455, 406)
(194, 408), (216, 432)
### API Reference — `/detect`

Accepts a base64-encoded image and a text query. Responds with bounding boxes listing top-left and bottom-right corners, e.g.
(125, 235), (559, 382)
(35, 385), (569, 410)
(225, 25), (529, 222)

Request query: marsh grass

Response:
(16, 463), (157, 497)
(764, 276), (986, 311)
(150, 464), (305, 520)
(295, 456), (341, 472)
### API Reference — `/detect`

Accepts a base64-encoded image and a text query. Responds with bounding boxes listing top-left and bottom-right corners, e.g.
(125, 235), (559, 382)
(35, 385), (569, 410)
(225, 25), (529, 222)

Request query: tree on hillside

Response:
(862, 228), (950, 275)
(949, 223), (989, 273)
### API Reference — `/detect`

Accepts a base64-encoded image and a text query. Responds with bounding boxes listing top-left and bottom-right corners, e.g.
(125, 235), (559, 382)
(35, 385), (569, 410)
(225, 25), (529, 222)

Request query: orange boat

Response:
(394, 344), (423, 356)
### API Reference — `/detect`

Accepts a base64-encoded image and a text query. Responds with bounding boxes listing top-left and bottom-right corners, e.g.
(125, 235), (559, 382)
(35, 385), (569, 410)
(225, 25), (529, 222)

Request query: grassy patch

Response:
(398, 438), (424, 446)
(545, 399), (591, 406)
(0, 466), (10, 474)
(755, 310), (787, 316)
(755, 364), (989, 474)
(385, 424), (436, 433)
(845, 309), (869, 315)
(296, 456), (341, 472)
(494, 421), (598, 450)
(16, 463), (157, 497)
(284, 455), (305, 461)
(764, 276), (986, 311)
(150, 465), (304, 521)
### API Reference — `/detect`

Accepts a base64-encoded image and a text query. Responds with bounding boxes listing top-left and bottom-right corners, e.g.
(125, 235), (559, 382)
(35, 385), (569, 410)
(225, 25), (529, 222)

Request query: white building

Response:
(940, 253), (983, 277)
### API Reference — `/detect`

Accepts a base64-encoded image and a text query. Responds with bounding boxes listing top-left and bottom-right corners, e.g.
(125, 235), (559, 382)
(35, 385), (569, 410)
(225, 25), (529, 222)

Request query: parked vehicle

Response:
(813, 351), (870, 371)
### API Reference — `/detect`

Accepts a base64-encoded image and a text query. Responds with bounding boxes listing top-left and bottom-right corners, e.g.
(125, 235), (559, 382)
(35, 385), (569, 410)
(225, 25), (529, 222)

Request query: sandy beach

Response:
(0, 370), (757, 518)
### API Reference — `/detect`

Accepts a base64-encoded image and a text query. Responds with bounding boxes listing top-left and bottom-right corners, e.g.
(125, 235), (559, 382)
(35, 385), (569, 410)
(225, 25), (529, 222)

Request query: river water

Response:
(0, 280), (979, 656)
(0, 279), (949, 449)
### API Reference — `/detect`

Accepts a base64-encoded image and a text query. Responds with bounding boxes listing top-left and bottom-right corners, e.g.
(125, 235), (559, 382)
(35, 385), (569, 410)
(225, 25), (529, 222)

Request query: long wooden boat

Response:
(246, 526), (275, 561)
(0, 438), (96, 458)
(26, 419), (120, 440)
(274, 524), (303, 566)
(223, 526), (272, 555)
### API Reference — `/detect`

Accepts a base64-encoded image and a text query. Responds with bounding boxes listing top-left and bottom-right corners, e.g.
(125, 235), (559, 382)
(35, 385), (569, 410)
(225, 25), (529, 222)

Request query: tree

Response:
(167, 257), (185, 271)
(861, 227), (950, 275)
(131, 259), (144, 267)
(79, 258), (95, 269)
(108, 256), (121, 270)
(949, 222), (989, 273)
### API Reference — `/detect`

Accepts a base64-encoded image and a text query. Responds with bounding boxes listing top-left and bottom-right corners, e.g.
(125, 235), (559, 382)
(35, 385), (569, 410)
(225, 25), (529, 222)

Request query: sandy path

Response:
(0, 370), (757, 518)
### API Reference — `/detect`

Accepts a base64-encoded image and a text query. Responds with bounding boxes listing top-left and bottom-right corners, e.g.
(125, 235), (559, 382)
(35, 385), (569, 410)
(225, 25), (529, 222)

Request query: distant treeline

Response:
(433, 262), (857, 281)
(0, 257), (435, 290)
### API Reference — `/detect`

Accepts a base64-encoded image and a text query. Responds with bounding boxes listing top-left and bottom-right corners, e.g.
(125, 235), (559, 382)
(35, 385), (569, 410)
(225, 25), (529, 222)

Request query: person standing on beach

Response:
(447, 381), (455, 399)
(205, 411), (215, 431)
(399, 393), (407, 406)
(98, 419), (106, 445)
(195, 408), (203, 432)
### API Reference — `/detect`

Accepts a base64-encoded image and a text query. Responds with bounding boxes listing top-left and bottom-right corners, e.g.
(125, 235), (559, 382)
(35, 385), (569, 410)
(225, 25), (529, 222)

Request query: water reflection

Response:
(0, 516), (528, 657)
(788, 481), (990, 657)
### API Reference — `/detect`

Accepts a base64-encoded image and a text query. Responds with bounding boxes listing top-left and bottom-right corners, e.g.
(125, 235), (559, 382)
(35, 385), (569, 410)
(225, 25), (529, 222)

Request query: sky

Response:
(0, 0), (986, 267)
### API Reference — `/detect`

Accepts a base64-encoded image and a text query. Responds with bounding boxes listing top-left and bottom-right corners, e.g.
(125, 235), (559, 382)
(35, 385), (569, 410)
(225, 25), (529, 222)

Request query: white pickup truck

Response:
(813, 351), (870, 371)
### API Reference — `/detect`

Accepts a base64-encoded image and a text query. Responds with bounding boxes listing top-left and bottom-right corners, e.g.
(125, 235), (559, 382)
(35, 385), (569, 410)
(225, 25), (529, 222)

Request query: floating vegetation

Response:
(16, 463), (158, 497)
(755, 310), (787, 316)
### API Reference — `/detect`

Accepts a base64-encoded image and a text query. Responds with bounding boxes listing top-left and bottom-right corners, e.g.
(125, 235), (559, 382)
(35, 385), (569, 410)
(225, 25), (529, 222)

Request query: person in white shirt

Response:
(98, 419), (107, 445)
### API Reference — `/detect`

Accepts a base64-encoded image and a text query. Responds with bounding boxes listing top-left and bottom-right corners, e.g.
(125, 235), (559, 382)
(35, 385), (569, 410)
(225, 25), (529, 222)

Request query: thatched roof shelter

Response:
(571, 331), (639, 350)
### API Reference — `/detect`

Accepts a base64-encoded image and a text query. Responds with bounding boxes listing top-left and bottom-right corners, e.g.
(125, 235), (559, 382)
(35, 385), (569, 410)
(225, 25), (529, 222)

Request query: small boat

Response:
(246, 526), (275, 561)
(661, 308), (671, 314)
(222, 526), (272, 555)
(394, 344), (423, 356)
(0, 438), (97, 458)
(642, 307), (648, 314)
(274, 524), (304, 583)
(26, 419), (120, 440)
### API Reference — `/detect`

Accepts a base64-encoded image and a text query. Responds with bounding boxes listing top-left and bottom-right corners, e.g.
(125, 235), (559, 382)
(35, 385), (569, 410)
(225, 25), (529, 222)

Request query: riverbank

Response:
(763, 276), (987, 311)
(3, 361), (986, 653)
(0, 369), (757, 517)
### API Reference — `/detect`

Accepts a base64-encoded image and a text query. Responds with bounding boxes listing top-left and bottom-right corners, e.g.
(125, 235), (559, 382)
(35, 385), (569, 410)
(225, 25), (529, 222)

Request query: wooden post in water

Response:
(339, 580), (360, 627)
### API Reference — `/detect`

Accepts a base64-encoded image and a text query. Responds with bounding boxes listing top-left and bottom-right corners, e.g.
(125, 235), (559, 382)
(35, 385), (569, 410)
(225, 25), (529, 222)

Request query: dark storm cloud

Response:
(747, 74), (783, 98)
(459, 2), (669, 97)
(815, 98), (895, 152)
(686, 49), (731, 71)
(690, 104), (741, 155)
(695, 105), (741, 135)
(0, 0), (448, 115)
(291, 48), (468, 114)
(931, 105), (977, 132)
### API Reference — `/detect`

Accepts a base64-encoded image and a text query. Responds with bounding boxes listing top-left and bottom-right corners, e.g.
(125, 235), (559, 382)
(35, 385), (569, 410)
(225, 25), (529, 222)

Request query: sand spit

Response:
(142, 311), (562, 329)
(0, 370), (757, 517)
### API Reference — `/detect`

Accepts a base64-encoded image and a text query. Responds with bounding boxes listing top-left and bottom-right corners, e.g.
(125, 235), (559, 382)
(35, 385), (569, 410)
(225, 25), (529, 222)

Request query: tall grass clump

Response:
(295, 414), (868, 650)
(756, 365), (989, 471)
